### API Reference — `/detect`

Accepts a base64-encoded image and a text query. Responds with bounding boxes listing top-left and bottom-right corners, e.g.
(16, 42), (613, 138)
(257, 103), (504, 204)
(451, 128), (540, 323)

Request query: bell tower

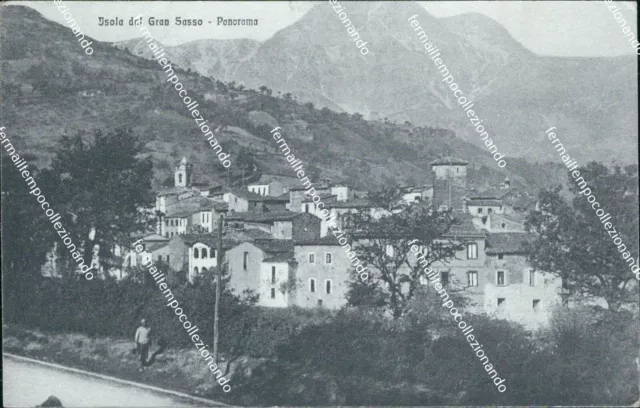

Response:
(431, 157), (468, 212)
(174, 157), (193, 187)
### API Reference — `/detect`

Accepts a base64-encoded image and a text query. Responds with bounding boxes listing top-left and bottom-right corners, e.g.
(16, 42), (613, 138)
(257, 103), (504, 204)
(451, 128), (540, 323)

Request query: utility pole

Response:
(212, 214), (223, 363)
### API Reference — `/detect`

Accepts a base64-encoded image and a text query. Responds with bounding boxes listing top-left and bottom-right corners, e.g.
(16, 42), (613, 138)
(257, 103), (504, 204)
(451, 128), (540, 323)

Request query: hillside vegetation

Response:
(1, 5), (566, 191)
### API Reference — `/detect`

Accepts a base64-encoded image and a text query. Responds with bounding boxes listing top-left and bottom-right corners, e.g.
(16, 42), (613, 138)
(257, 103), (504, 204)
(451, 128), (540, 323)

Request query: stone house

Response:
(226, 240), (295, 307)
(293, 236), (353, 309)
(225, 212), (321, 241)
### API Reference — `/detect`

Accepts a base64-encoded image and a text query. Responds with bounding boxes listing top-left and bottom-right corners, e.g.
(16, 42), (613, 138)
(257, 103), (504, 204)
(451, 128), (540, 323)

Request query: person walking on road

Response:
(134, 319), (151, 371)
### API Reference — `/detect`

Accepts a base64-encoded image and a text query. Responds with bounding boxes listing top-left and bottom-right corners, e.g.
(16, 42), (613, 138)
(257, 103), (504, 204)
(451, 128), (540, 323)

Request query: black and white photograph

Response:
(1, 0), (639, 406)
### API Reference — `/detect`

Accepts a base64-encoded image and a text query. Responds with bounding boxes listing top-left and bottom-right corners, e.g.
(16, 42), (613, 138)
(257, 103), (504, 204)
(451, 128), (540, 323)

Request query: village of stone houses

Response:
(129, 156), (558, 319)
(2, 2), (639, 407)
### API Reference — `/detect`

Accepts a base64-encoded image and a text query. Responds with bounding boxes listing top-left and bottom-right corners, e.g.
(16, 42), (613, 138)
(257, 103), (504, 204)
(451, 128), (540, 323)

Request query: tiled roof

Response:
(226, 211), (311, 223)
(485, 233), (535, 254)
(215, 187), (265, 201)
(164, 196), (219, 215)
(431, 157), (468, 166)
(197, 183), (223, 191)
(167, 210), (198, 218)
(252, 239), (294, 253)
(146, 242), (169, 253)
(302, 193), (337, 203)
(143, 233), (169, 242)
(289, 184), (330, 191)
(325, 199), (375, 209)
(443, 214), (487, 238)
(179, 234), (238, 249)
(294, 236), (343, 246)
(260, 194), (290, 203)
(263, 252), (295, 262)
(213, 202), (229, 211)
(225, 228), (275, 241)
(467, 198), (503, 207)
(403, 185), (432, 193)
(273, 193), (291, 201)
(131, 231), (168, 240)
(471, 189), (504, 199)
(195, 201), (228, 211)
(155, 186), (198, 197)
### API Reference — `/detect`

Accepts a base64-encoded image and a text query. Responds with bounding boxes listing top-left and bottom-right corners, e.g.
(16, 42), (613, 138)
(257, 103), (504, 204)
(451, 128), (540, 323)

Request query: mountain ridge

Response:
(115, 2), (637, 164)
(0, 4), (612, 196)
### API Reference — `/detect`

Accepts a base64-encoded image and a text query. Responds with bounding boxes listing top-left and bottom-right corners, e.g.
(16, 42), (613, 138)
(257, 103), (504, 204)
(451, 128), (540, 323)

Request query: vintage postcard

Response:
(1, 1), (638, 407)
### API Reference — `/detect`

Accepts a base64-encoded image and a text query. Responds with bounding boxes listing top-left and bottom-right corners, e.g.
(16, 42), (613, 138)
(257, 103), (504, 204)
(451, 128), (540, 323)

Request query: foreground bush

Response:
(5, 274), (637, 406)
(233, 307), (638, 406)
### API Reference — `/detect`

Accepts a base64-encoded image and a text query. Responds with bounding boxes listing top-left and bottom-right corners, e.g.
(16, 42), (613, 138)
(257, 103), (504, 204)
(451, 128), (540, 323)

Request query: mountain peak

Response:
(441, 12), (533, 56)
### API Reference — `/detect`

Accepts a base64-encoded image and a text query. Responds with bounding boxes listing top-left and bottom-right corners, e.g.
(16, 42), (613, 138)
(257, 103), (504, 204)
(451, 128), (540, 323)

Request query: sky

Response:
(13, 1), (639, 56)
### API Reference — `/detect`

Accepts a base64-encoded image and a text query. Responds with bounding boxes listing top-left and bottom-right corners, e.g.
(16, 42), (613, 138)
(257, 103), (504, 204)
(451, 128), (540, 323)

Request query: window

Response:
(194, 248), (199, 259)
(179, 174), (183, 183)
(165, 220), (169, 226)
(533, 299), (541, 312)
(325, 253), (332, 264)
(166, 255), (170, 262)
(325, 280), (332, 294)
(165, 232), (169, 238)
(467, 243), (478, 259)
(243, 252), (249, 270)
(211, 249), (216, 258)
(529, 270), (536, 286)
(305, 204), (309, 213)
(271, 267), (276, 284)
(309, 278), (316, 293)
(496, 271), (505, 286)
(270, 288), (276, 299)
(477, 208), (483, 214)
(498, 254), (504, 260)
(501, 223), (506, 228)
(194, 267), (199, 275)
(441, 271), (449, 286)
(309, 253), (315, 264)
(158, 255), (162, 260)
(488, 208), (493, 214)
(317, 299), (323, 306)
(202, 248), (208, 259)
(497, 298), (506, 307)
(467, 271), (478, 287)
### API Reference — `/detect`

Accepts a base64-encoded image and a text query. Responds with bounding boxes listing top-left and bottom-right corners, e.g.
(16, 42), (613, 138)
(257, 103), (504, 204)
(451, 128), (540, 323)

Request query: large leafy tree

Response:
(525, 162), (639, 311)
(48, 128), (155, 276)
(1, 154), (58, 320)
(345, 189), (466, 319)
